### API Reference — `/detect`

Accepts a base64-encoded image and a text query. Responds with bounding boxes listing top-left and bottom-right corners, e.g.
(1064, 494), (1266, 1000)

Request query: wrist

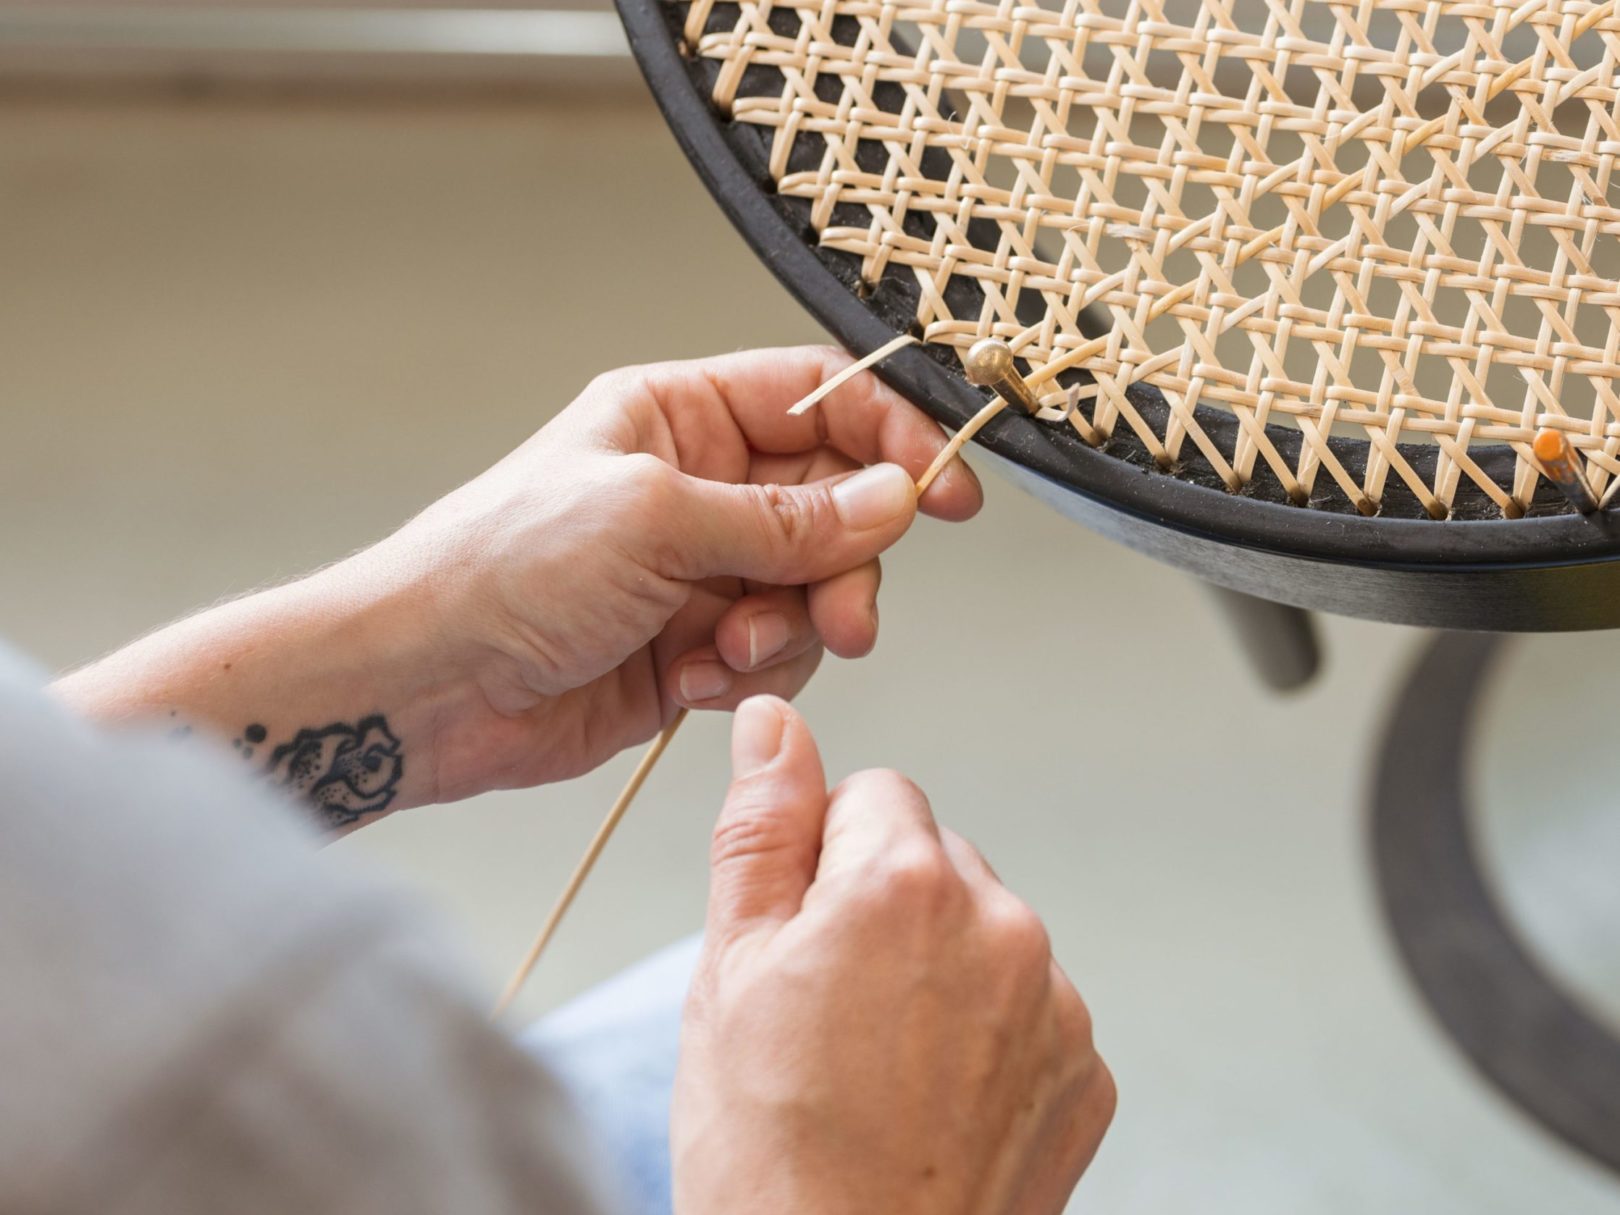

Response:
(252, 550), (484, 814)
(54, 550), (478, 825)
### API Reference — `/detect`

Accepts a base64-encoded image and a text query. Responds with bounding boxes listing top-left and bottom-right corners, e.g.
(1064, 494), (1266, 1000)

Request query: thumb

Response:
(705, 695), (828, 947)
(673, 463), (917, 585)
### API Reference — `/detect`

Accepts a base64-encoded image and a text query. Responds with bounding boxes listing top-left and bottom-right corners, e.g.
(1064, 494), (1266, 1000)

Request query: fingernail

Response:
(831, 464), (913, 529)
(732, 696), (784, 778)
(679, 660), (732, 704)
(746, 612), (791, 669)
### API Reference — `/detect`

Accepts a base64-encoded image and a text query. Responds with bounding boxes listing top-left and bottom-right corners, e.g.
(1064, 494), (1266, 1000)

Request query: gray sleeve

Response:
(0, 646), (617, 1215)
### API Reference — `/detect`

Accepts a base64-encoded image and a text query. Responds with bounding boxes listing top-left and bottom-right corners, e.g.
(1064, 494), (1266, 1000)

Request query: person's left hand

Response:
(361, 346), (982, 802)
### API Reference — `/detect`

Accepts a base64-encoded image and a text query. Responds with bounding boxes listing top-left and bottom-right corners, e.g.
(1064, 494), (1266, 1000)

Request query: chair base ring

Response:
(1370, 631), (1620, 1175)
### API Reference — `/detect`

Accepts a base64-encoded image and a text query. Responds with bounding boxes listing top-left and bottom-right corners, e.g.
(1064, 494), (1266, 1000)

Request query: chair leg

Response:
(1204, 584), (1321, 691)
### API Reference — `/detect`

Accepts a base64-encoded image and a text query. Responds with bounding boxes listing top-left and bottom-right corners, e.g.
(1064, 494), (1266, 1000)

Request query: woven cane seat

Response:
(618, 0), (1620, 628)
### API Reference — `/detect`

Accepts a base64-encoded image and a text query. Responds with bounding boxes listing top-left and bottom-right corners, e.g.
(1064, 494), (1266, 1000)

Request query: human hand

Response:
(53, 347), (980, 827)
(672, 697), (1115, 1214)
(375, 346), (982, 800)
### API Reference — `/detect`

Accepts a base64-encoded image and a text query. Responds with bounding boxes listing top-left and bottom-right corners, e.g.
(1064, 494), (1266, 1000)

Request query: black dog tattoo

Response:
(262, 716), (404, 829)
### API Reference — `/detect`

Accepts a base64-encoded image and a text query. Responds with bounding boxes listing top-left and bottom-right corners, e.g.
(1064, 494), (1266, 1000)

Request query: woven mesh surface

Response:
(679, 0), (1620, 519)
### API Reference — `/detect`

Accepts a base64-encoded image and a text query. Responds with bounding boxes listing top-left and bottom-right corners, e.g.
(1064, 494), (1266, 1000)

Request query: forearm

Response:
(51, 552), (468, 834)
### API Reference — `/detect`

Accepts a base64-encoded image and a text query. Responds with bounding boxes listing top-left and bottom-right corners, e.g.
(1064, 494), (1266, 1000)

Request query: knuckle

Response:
(872, 843), (955, 908)
(619, 451), (675, 498)
(608, 454), (683, 561)
(709, 796), (795, 870)
(1092, 1060), (1119, 1123)
(940, 826), (987, 870)
(809, 344), (850, 376)
(1054, 984), (1096, 1049)
(585, 363), (647, 401)
(583, 367), (618, 395)
(990, 899), (1053, 965)
(751, 482), (820, 551)
(839, 767), (930, 811)
(778, 344), (847, 385)
(1065, 1055), (1118, 1153)
(695, 361), (740, 409)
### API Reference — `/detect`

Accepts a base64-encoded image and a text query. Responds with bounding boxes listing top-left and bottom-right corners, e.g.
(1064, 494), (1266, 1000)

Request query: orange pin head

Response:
(1533, 427), (1598, 514)
(1534, 428), (1571, 467)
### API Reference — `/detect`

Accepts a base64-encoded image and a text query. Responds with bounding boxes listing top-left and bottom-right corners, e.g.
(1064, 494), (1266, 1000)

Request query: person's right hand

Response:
(673, 697), (1115, 1214)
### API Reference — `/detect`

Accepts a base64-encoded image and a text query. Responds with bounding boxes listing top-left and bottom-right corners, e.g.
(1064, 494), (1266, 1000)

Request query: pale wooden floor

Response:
(3, 94), (1617, 1213)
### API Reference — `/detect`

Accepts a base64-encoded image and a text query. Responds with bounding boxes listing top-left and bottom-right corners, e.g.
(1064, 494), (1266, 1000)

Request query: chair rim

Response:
(615, 0), (1620, 626)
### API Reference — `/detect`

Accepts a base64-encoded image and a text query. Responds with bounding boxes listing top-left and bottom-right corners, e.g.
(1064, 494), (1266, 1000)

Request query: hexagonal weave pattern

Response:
(678, 0), (1620, 518)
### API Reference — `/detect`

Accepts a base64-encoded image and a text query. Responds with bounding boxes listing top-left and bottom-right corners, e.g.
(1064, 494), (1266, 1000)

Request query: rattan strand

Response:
(494, 348), (987, 1016)
(681, 0), (1620, 518)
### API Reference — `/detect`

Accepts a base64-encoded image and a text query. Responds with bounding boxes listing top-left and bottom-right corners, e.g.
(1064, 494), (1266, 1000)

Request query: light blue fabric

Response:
(522, 935), (701, 1215)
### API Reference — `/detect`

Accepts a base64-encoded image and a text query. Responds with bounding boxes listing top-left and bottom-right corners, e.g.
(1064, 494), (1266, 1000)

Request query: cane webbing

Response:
(678, 0), (1620, 518)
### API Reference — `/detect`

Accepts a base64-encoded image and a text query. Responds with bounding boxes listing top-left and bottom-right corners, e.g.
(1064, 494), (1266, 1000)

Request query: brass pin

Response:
(963, 338), (1042, 416)
(1533, 428), (1599, 514)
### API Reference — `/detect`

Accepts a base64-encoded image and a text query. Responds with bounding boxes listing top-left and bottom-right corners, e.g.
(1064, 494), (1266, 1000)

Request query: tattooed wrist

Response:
(180, 713), (405, 831)
(262, 716), (404, 829)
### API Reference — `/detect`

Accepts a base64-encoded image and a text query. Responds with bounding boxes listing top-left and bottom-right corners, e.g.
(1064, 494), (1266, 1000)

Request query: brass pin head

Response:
(963, 338), (1042, 416)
